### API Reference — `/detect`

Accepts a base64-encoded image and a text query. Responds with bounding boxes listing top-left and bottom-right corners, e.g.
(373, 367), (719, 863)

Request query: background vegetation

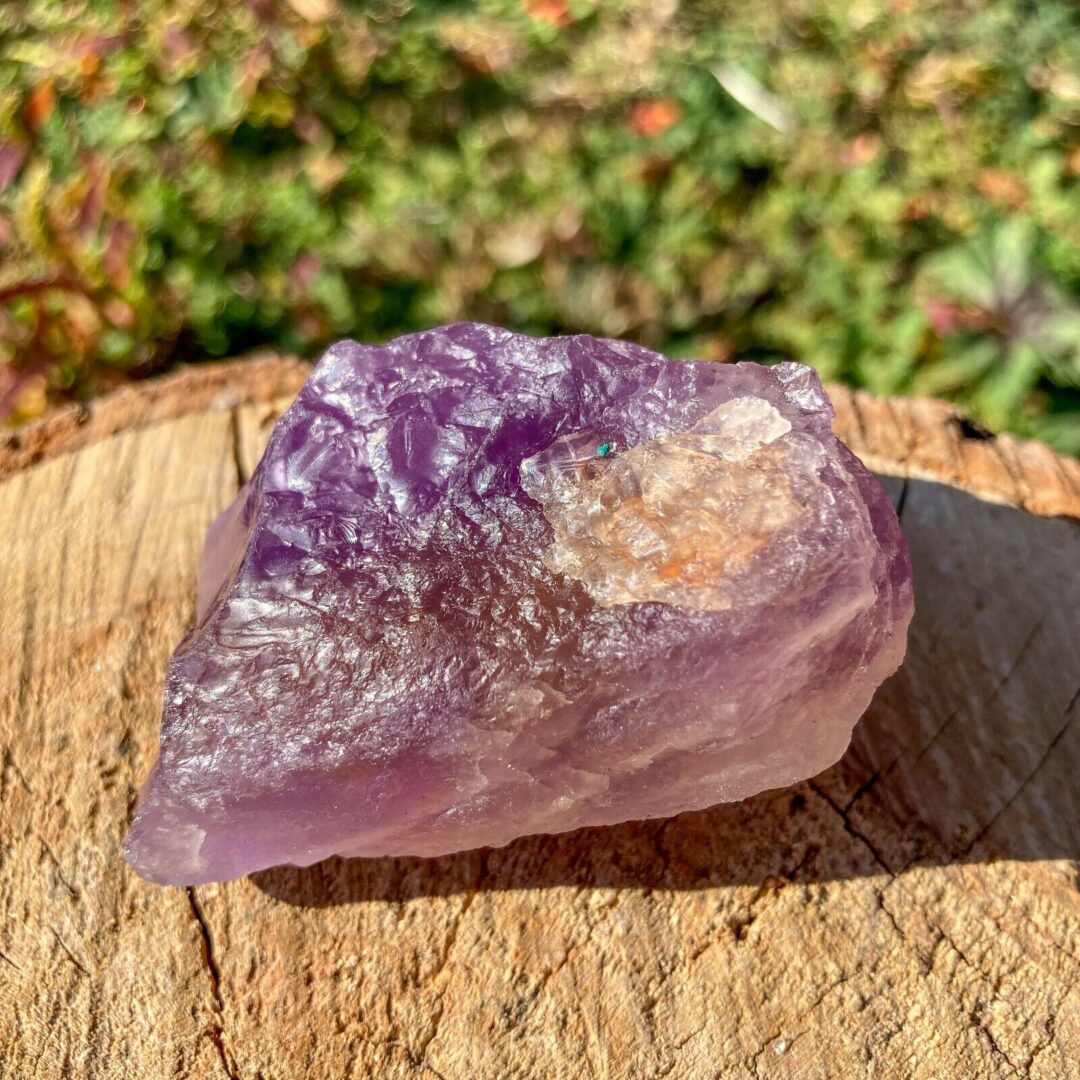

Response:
(1, 0), (1078, 451)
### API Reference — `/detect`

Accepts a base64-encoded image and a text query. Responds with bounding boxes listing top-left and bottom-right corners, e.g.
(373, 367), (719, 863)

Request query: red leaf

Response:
(924, 299), (989, 336)
(974, 169), (1028, 210)
(628, 100), (681, 138)
(25, 81), (55, 130)
(524, 0), (571, 27)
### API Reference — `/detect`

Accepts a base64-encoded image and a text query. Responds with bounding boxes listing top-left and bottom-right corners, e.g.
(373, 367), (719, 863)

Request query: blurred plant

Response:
(918, 223), (1080, 451)
(0, 0), (1076, 452)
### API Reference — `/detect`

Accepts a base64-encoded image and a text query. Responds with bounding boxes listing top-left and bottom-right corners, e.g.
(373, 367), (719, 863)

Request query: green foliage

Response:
(0, 0), (1077, 450)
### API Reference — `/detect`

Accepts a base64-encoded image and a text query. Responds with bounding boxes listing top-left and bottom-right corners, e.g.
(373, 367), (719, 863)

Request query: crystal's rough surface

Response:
(125, 324), (912, 885)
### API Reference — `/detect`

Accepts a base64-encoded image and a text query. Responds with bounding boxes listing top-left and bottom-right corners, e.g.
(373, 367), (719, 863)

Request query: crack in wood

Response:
(895, 476), (911, 520)
(958, 701), (1078, 860)
(40, 837), (79, 900)
(848, 615), (1050, 832)
(912, 617), (1044, 770)
(51, 929), (89, 979)
(2, 747), (33, 794)
(808, 780), (895, 878)
(410, 853), (490, 1075)
(186, 887), (240, 1080)
(228, 409), (248, 488)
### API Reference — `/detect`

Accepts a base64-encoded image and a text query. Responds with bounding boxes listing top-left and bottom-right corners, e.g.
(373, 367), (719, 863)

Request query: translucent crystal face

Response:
(125, 324), (912, 886)
(520, 397), (820, 612)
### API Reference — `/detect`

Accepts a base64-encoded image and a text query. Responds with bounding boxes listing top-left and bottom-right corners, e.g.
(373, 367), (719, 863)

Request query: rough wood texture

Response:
(2, 358), (1078, 1079)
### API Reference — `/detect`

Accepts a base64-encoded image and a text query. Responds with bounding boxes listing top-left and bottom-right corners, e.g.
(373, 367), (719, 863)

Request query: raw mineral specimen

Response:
(125, 323), (912, 885)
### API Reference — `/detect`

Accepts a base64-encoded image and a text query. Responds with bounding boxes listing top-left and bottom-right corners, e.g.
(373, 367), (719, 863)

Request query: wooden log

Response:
(1, 357), (1078, 1079)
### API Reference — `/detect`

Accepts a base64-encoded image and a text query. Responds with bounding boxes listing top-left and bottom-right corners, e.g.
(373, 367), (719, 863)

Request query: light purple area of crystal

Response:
(125, 323), (912, 885)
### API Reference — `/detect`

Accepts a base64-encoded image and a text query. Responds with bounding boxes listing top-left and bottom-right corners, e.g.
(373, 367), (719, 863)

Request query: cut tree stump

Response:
(1, 355), (1078, 1080)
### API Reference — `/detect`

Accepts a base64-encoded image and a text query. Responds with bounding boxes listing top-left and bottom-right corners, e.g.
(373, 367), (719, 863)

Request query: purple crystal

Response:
(125, 324), (912, 885)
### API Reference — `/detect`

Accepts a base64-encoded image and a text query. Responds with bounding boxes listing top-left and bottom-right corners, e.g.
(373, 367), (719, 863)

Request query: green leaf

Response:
(976, 340), (1045, 429)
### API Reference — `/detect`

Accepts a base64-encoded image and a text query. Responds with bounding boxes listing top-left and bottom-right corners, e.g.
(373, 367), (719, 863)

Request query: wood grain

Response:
(1, 358), (1078, 1079)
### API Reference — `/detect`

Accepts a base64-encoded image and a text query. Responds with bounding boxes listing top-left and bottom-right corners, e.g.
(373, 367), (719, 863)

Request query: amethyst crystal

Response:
(125, 324), (912, 885)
